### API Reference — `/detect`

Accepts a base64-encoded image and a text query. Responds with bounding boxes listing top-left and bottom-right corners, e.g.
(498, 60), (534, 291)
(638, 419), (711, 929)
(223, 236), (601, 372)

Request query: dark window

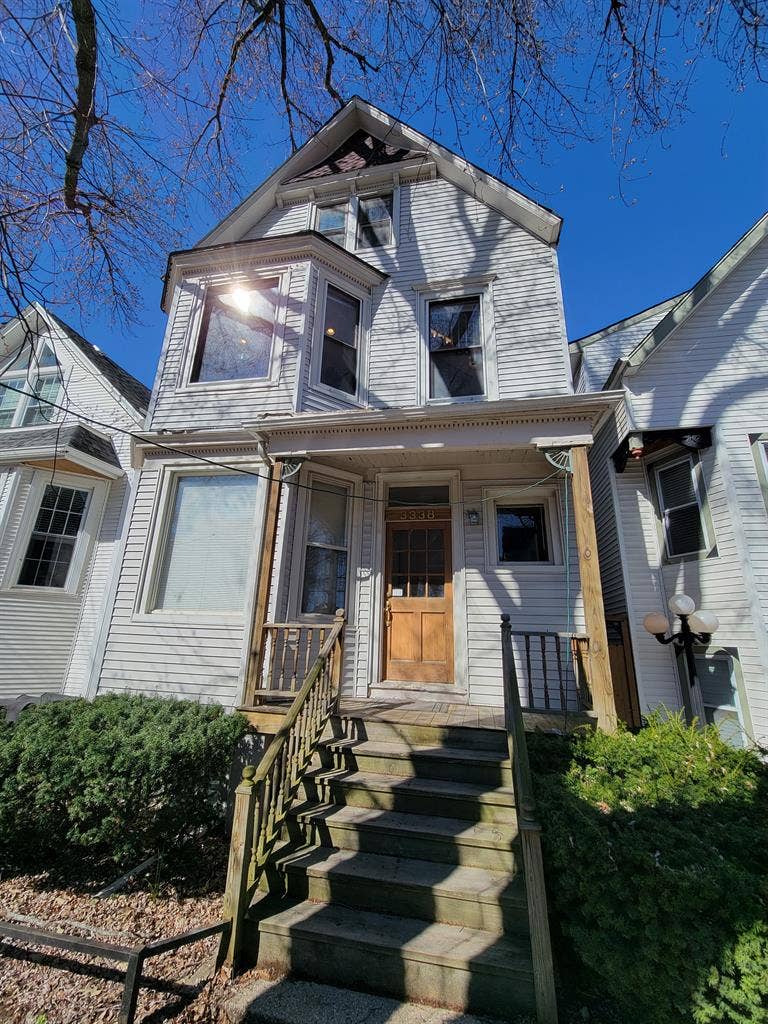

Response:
(496, 505), (549, 563)
(301, 483), (349, 615)
(320, 285), (360, 396)
(315, 204), (347, 245)
(428, 297), (484, 399)
(192, 280), (279, 383)
(388, 485), (450, 507)
(656, 458), (706, 557)
(18, 485), (89, 588)
(356, 194), (393, 248)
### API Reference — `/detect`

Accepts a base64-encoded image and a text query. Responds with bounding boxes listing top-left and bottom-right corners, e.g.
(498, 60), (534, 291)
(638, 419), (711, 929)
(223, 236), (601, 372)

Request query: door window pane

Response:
(496, 505), (549, 562)
(154, 474), (259, 612)
(356, 194), (393, 248)
(657, 458), (706, 557)
(301, 481), (350, 615)
(389, 526), (447, 598)
(429, 297), (484, 398)
(17, 485), (89, 588)
(192, 280), (279, 383)
(320, 285), (360, 395)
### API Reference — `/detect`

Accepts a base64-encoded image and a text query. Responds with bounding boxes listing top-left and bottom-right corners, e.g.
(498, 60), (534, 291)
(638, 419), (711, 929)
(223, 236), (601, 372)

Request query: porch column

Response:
(570, 445), (618, 732)
(242, 459), (284, 706)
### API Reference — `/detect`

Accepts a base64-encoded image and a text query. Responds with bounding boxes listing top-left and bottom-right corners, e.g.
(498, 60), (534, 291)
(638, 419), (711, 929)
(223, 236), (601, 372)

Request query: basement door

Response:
(383, 506), (454, 684)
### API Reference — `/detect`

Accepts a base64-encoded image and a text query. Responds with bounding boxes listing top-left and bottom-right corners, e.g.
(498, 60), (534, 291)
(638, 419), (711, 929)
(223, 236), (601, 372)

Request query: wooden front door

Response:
(383, 509), (454, 684)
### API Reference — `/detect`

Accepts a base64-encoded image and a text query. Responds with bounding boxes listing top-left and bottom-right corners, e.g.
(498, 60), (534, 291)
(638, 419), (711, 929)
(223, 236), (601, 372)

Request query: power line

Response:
(0, 379), (567, 507)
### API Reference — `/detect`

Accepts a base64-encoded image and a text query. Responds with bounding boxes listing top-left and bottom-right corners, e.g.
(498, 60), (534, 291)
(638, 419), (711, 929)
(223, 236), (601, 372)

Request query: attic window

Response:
(0, 342), (62, 428)
(191, 279), (279, 383)
(314, 203), (348, 246)
(356, 194), (393, 248)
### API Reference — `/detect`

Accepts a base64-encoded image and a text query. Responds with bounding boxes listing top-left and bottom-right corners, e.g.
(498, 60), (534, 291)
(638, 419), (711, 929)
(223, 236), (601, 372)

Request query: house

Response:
(573, 212), (768, 748)
(0, 304), (149, 703)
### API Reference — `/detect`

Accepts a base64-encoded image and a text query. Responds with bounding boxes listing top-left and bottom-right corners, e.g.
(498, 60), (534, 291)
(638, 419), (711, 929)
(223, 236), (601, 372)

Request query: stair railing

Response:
(500, 614), (558, 1024)
(222, 609), (345, 969)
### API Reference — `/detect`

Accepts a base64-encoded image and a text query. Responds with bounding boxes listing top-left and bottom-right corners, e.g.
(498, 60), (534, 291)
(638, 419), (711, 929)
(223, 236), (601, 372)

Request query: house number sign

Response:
(385, 506), (451, 523)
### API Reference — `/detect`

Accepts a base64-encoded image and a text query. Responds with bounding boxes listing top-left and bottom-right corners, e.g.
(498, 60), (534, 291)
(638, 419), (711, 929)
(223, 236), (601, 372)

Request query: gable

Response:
(286, 128), (423, 182)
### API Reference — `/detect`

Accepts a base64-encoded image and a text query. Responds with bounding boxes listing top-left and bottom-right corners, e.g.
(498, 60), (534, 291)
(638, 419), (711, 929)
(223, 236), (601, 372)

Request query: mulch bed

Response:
(0, 841), (240, 1024)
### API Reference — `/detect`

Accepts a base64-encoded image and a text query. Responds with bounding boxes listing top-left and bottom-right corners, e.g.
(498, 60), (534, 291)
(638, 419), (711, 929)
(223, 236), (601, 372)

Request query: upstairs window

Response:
(301, 481), (350, 616)
(315, 203), (348, 246)
(17, 483), (90, 588)
(428, 297), (484, 399)
(655, 456), (707, 558)
(356, 194), (393, 249)
(320, 284), (360, 396)
(0, 342), (61, 428)
(191, 280), (279, 384)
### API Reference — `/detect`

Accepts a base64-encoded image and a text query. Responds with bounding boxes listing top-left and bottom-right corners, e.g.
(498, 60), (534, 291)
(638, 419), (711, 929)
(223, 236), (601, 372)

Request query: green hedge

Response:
(529, 715), (768, 1024)
(0, 694), (248, 871)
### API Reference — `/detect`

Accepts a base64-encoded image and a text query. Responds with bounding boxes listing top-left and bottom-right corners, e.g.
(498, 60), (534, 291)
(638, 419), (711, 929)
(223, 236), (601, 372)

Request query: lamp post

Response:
(643, 594), (720, 725)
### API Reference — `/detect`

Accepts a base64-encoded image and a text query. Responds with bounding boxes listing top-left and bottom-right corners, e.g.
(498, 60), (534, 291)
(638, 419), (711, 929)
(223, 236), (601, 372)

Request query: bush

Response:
(529, 715), (768, 1024)
(0, 694), (248, 872)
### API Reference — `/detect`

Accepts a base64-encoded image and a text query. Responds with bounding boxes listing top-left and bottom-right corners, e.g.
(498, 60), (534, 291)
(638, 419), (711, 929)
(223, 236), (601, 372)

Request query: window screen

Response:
(428, 297), (484, 399)
(320, 285), (360, 396)
(496, 505), (549, 562)
(153, 474), (259, 612)
(192, 280), (279, 383)
(18, 484), (89, 588)
(356, 194), (393, 248)
(695, 654), (744, 748)
(301, 482), (349, 615)
(656, 458), (706, 557)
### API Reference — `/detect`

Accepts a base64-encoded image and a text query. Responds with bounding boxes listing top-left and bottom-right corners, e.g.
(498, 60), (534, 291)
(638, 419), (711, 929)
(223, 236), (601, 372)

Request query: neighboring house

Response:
(90, 97), (628, 728)
(0, 304), (150, 701)
(573, 212), (768, 747)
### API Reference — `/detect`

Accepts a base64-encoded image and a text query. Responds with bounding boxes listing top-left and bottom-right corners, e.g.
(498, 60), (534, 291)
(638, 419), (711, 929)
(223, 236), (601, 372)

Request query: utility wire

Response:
(0, 379), (567, 507)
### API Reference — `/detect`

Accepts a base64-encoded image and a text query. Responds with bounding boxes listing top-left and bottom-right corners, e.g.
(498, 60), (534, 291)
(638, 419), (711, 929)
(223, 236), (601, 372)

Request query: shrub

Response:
(529, 715), (768, 1024)
(0, 694), (248, 872)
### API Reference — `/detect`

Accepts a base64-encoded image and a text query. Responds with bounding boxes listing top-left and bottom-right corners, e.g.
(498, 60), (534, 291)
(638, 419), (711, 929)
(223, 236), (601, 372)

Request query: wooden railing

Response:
(511, 629), (591, 713)
(253, 621), (337, 697)
(500, 614), (558, 1024)
(222, 610), (344, 968)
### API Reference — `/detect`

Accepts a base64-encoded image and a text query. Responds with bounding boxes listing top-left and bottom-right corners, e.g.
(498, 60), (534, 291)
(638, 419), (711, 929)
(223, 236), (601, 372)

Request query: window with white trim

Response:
(482, 486), (562, 570)
(496, 505), (550, 563)
(319, 284), (361, 396)
(314, 203), (348, 246)
(151, 473), (259, 613)
(694, 651), (745, 748)
(191, 280), (279, 384)
(0, 343), (62, 428)
(428, 296), (485, 399)
(356, 194), (393, 249)
(16, 483), (90, 588)
(300, 481), (350, 616)
(655, 455), (708, 557)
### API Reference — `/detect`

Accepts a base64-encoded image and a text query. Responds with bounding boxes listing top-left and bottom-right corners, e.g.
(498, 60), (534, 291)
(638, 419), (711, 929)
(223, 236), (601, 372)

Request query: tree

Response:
(0, 0), (765, 329)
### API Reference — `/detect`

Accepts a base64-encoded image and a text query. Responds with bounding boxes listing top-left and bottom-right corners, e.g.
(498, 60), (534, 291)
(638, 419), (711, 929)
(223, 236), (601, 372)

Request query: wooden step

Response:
(286, 803), (520, 871)
(300, 768), (517, 824)
(316, 738), (513, 786)
(252, 899), (536, 1018)
(265, 843), (528, 934)
(326, 715), (507, 753)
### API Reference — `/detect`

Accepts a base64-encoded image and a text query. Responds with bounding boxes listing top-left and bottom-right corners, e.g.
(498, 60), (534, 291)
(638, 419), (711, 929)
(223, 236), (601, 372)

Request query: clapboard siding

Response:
(0, 324), (143, 701)
(588, 410), (627, 616)
(596, 235), (768, 742)
(95, 451), (267, 706)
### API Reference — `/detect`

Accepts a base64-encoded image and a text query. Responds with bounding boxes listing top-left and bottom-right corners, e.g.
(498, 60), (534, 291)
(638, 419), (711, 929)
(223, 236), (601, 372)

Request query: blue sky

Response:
(68, 59), (766, 386)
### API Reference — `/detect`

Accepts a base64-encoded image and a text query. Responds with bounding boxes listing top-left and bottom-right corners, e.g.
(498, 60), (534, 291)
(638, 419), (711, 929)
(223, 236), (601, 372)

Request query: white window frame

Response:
(289, 466), (361, 625)
(309, 270), (370, 406)
(416, 280), (498, 406)
(134, 460), (266, 624)
(311, 187), (400, 254)
(653, 452), (712, 560)
(313, 199), (353, 249)
(2, 470), (106, 597)
(176, 268), (290, 394)
(482, 485), (563, 572)
(691, 647), (750, 747)
(0, 344), (63, 429)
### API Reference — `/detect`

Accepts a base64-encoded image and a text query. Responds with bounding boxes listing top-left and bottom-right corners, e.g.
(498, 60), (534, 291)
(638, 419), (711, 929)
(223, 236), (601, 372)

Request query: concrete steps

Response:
(247, 712), (535, 1020)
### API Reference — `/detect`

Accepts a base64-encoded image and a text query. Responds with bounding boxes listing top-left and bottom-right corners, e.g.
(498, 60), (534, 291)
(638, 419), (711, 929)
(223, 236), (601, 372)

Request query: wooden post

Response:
(243, 460), (284, 705)
(570, 445), (618, 732)
(220, 765), (257, 971)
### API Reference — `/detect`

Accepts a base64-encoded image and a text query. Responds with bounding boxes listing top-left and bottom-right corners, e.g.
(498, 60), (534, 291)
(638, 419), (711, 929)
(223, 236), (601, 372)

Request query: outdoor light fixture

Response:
(466, 509), (481, 527)
(643, 593), (720, 724)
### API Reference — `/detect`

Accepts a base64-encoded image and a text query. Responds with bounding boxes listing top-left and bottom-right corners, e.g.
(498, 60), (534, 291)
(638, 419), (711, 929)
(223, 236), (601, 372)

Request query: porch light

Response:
(643, 592), (719, 725)
(466, 509), (481, 527)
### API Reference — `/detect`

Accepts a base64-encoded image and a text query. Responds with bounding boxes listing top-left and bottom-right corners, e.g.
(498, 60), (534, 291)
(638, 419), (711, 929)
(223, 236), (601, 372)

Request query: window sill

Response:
(309, 381), (364, 406)
(4, 584), (80, 598)
(662, 545), (719, 565)
(484, 562), (565, 576)
(426, 394), (487, 406)
(175, 376), (278, 395)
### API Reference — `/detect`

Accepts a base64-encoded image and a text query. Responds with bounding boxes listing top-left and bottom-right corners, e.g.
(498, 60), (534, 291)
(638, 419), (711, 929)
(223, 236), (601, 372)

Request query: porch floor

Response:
(240, 697), (595, 734)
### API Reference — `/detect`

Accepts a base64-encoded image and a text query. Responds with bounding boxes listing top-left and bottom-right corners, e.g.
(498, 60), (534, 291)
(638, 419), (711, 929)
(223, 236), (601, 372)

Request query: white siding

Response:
(576, 297), (678, 391)
(588, 410), (628, 616)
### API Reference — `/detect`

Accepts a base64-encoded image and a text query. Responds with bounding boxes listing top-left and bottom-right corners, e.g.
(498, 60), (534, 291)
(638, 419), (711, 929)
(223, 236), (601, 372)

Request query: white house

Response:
(0, 304), (149, 703)
(91, 97), (628, 729)
(573, 212), (768, 747)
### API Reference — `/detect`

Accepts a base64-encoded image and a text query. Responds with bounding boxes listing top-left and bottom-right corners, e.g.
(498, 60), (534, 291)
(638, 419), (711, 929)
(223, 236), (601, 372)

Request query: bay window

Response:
(301, 481), (350, 616)
(319, 284), (361, 396)
(152, 473), (259, 613)
(191, 279), (279, 383)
